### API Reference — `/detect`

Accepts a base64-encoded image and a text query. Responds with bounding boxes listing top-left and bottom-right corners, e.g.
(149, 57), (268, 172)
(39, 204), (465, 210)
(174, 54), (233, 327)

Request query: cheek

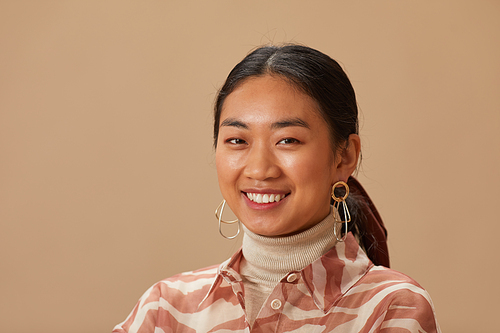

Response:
(215, 150), (238, 187)
(281, 150), (336, 184)
(215, 152), (227, 182)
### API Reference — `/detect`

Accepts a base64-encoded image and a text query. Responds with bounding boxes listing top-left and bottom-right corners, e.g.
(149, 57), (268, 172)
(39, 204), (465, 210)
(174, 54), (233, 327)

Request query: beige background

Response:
(1, 1), (499, 332)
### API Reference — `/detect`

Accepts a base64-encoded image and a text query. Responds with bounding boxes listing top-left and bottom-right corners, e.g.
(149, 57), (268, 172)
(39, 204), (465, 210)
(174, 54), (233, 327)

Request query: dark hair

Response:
(213, 44), (381, 263)
(214, 44), (358, 150)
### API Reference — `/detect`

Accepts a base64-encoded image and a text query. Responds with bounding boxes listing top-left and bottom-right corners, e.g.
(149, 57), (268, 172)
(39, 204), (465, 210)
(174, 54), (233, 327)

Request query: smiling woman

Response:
(216, 75), (357, 237)
(113, 45), (441, 332)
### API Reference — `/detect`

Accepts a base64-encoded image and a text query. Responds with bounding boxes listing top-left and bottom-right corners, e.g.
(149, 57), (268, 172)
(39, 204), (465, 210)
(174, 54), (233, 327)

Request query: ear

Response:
(334, 134), (361, 182)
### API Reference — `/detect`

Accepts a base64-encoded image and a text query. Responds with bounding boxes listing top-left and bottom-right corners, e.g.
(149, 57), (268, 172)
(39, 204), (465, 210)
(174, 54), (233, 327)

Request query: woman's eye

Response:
(278, 138), (300, 144)
(227, 138), (246, 145)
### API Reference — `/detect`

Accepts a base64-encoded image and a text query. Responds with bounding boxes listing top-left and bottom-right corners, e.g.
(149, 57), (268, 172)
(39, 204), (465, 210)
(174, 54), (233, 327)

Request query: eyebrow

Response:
(220, 117), (310, 130)
(271, 117), (310, 130)
(220, 118), (249, 129)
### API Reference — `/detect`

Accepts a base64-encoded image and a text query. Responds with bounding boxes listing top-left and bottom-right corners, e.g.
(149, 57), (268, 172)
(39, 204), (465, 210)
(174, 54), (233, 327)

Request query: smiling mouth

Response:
(245, 192), (288, 204)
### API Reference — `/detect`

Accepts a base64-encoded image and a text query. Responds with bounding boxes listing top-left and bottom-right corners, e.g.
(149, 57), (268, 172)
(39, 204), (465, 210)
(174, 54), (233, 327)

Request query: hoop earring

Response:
(331, 181), (351, 242)
(215, 200), (240, 239)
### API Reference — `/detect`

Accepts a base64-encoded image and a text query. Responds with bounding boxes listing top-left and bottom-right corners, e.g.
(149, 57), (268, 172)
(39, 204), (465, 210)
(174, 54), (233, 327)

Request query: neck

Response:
(241, 211), (337, 282)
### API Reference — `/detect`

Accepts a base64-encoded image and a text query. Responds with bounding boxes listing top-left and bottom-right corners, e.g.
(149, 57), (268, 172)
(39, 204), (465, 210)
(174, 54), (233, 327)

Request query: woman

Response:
(113, 44), (440, 332)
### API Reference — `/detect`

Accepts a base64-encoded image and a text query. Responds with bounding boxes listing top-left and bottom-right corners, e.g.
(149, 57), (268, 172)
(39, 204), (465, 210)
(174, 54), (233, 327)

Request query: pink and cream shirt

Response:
(113, 232), (440, 333)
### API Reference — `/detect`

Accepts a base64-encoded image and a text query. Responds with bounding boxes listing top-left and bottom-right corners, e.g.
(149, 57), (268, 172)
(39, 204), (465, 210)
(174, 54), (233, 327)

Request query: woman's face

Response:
(215, 75), (348, 237)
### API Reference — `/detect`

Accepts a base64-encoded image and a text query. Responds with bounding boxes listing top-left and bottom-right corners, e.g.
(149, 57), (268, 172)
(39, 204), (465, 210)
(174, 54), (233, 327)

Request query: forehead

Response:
(220, 75), (323, 125)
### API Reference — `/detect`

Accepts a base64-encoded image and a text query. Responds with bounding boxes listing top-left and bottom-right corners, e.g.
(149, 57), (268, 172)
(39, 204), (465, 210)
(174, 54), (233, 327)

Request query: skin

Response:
(215, 75), (360, 237)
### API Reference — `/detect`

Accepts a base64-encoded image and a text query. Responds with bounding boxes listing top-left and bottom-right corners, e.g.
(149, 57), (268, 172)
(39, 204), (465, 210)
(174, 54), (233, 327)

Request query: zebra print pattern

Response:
(113, 233), (440, 332)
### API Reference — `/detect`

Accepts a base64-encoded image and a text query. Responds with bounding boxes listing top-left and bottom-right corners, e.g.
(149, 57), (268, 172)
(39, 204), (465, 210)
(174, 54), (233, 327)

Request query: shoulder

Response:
(362, 265), (424, 285)
(158, 264), (220, 290)
(145, 264), (220, 303)
(112, 264), (220, 333)
(347, 265), (440, 332)
(354, 265), (433, 302)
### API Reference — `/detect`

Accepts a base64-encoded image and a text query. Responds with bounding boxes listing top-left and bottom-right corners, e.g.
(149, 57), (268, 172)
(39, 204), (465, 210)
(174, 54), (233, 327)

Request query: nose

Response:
(243, 144), (281, 180)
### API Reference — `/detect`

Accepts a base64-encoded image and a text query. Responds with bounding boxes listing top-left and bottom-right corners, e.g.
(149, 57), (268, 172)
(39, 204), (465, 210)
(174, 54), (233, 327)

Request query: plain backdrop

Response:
(1, 1), (499, 332)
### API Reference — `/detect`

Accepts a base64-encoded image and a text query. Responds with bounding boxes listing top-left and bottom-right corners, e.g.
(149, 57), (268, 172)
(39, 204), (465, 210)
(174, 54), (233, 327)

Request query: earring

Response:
(215, 200), (241, 239)
(331, 181), (351, 242)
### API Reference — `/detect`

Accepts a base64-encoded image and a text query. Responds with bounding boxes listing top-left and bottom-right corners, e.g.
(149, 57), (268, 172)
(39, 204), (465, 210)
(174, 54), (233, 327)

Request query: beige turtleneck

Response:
(239, 211), (337, 326)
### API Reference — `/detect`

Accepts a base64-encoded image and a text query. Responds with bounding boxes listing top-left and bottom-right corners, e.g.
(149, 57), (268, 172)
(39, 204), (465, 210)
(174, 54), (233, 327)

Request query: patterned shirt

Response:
(113, 233), (440, 332)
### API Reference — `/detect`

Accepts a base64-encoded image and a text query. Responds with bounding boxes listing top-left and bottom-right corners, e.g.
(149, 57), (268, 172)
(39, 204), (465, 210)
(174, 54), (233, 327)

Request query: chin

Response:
(241, 220), (281, 237)
(244, 223), (296, 238)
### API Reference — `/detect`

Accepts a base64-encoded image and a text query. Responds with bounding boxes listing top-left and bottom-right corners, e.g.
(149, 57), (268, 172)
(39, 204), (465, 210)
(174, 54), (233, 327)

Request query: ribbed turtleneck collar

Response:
(241, 210), (337, 282)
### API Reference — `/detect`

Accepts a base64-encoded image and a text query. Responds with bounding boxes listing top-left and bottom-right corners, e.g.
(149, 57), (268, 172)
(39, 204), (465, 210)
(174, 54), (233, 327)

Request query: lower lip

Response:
(242, 193), (287, 210)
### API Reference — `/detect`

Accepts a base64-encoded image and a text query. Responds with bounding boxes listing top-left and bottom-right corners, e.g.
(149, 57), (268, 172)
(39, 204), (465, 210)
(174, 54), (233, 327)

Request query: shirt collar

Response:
(301, 232), (373, 312)
(196, 250), (244, 310)
(198, 232), (373, 313)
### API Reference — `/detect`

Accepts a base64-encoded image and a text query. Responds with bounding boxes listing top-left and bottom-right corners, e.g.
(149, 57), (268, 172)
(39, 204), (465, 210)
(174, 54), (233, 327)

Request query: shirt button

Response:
(271, 299), (282, 310)
(287, 273), (298, 283)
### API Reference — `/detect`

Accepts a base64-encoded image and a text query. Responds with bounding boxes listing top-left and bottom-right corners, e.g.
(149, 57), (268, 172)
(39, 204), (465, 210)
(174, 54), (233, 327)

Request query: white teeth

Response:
(246, 192), (285, 203)
(262, 194), (269, 203)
